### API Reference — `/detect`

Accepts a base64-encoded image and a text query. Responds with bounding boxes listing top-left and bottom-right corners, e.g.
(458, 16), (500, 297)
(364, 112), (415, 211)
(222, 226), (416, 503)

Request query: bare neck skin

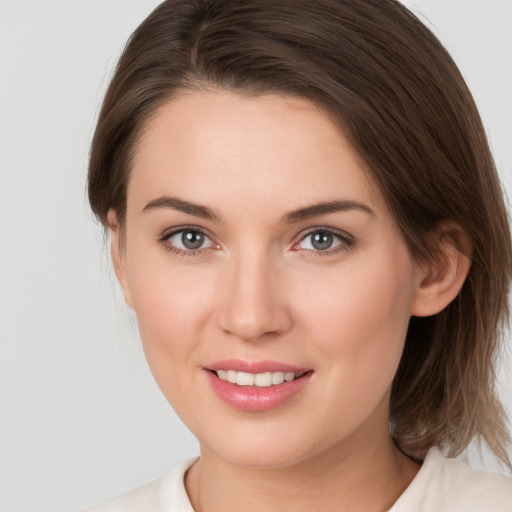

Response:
(185, 399), (420, 512)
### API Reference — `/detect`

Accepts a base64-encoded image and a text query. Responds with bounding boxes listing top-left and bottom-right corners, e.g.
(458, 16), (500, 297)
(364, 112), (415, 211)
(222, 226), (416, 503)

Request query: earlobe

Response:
(107, 209), (134, 310)
(411, 223), (472, 317)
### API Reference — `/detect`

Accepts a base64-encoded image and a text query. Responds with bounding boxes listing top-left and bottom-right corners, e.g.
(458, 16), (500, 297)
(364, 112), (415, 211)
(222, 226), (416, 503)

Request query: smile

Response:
(215, 370), (304, 387)
(205, 361), (313, 412)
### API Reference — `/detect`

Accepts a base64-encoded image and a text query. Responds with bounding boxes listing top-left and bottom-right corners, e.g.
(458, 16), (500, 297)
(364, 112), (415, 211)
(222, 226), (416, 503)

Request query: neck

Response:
(185, 430), (420, 512)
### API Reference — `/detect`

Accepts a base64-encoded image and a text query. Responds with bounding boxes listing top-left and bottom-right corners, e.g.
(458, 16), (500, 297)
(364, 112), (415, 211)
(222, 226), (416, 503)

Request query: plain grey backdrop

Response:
(1, 1), (511, 511)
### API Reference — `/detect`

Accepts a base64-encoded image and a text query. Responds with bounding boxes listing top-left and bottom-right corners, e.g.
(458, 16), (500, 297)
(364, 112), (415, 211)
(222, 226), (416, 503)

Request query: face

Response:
(114, 91), (425, 468)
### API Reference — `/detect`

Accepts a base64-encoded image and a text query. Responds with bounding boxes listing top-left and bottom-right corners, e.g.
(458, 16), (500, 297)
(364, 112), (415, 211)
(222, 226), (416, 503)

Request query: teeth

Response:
(272, 372), (285, 385)
(254, 372), (273, 387)
(215, 370), (301, 387)
(236, 371), (255, 386)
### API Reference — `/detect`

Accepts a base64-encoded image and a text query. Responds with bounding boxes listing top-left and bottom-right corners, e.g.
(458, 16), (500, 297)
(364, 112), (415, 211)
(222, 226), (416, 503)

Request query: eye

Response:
(161, 228), (217, 253)
(293, 229), (353, 253)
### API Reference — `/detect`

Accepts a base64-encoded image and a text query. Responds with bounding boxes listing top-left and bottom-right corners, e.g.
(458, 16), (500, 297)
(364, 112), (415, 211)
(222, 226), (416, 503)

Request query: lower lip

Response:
(205, 370), (313, 412)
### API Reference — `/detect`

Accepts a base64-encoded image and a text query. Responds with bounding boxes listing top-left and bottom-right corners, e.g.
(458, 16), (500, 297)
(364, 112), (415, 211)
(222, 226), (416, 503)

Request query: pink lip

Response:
(204, 360), (313, 412)
(206, 359), (310, 374)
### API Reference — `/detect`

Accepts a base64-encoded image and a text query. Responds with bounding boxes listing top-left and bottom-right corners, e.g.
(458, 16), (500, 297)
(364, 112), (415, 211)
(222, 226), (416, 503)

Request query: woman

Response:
(84, 0), (512, 510)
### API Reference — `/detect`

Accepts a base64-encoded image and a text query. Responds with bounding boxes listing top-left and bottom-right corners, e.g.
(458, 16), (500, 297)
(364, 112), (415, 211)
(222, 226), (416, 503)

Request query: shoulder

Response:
(79, 458), (197, 512)
(392, 448), (512, 512)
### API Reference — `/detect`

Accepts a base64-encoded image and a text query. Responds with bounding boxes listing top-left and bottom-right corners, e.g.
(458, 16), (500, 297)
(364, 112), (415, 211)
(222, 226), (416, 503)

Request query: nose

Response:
(217, 250), (292, 342)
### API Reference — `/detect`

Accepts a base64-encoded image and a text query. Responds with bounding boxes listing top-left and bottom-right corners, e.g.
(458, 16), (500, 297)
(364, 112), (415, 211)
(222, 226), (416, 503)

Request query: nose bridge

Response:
(218, 245), (289, 341)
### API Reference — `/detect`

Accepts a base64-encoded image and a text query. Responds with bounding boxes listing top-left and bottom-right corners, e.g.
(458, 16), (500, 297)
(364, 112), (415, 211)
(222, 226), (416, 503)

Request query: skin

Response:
(110, 91), (470, 511)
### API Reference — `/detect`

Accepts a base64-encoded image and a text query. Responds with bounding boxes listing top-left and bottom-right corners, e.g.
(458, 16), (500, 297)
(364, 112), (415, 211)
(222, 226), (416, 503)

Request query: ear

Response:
(107, 209), (134, 310)
(411, 222), (472, 317)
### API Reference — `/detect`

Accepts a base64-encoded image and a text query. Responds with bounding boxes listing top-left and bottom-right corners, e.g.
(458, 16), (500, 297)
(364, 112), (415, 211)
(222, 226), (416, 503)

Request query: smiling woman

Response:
(111, 93), (423, 472)
(82, 0), (512, 511)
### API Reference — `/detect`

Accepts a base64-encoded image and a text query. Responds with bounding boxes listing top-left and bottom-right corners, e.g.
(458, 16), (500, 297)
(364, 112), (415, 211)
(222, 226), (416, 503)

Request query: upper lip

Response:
(205, 359), (311, 374)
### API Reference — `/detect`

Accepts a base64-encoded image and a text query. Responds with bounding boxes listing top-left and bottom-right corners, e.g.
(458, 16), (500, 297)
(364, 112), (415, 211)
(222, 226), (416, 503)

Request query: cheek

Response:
(125, 250), (217, 375)
(127, 264), (219, 428)
(295, 248), (415, 394)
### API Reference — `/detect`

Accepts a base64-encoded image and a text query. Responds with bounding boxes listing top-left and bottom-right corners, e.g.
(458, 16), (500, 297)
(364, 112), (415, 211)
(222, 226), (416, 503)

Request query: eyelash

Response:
(293, 228), (355, 257)
(159, 226), (217, 258)
(158, 226), (355, 258)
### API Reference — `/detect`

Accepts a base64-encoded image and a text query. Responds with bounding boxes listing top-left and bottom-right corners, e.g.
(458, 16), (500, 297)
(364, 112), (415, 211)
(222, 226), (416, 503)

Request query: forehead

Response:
(128, 90), (384, 216)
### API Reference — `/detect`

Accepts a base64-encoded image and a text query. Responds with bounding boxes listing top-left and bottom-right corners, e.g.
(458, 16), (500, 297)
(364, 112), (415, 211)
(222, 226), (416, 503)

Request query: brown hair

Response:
(88, 0), (511, 465)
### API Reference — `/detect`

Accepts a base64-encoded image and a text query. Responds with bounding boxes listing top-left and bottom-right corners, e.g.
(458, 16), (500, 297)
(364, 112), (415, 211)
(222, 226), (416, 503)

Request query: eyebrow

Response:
(142, 196), (221, 221)
(281, 200), (374, 224)
(142, 196), (374, 223)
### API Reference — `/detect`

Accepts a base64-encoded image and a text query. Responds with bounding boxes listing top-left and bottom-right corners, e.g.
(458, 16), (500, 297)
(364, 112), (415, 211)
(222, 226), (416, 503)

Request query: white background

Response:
(0, 1), (511, 511)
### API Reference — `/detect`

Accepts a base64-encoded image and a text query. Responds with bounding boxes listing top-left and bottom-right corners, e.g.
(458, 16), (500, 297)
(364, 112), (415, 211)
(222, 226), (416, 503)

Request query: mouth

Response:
(204, 361), (314, 412)
(209, 369), (312, 387)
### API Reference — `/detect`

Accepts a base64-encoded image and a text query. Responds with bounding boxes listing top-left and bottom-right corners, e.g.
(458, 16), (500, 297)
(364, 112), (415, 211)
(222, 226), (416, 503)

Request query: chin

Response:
(195, 420), (325, 470)
(214, 444), (309, 469)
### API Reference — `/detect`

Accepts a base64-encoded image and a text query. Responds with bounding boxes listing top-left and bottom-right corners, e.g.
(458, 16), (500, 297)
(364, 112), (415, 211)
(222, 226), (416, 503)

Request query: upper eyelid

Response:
(296, 226), (353, 242)
(160, 225), (212, 241)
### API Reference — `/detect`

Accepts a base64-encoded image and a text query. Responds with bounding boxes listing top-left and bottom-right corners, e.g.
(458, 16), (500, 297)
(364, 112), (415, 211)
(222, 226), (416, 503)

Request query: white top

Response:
(81, 448), (512, 511)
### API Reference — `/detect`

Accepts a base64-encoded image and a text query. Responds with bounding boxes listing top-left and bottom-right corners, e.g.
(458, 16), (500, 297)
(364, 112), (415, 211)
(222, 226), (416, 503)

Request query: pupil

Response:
(182, 231), (204, 250)
(312, 232), (333, 250)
